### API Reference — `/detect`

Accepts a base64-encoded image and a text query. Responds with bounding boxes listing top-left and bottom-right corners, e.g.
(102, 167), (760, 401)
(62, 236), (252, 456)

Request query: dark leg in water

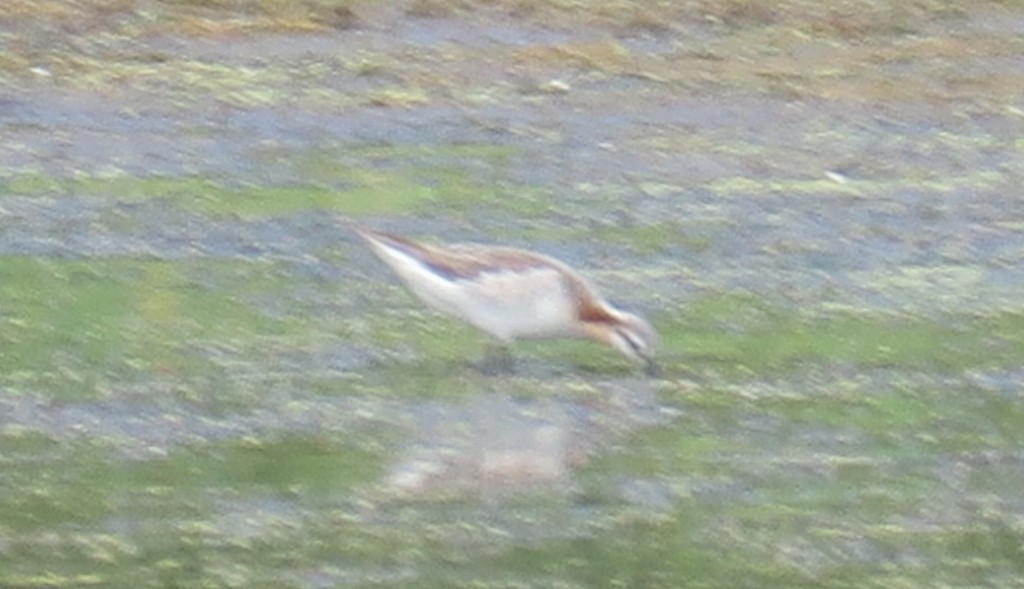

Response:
(478, 342), (515, 375)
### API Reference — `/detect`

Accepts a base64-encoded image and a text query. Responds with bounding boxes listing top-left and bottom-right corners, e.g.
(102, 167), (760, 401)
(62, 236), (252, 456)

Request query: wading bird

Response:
(355, 227), (659, 375)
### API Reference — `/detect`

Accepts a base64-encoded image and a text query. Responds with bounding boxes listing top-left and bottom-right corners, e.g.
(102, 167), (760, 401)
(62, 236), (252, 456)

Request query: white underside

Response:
(368, 241), (580, 341)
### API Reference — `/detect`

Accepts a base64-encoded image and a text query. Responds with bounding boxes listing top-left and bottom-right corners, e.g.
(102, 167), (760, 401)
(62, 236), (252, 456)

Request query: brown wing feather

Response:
(358, 229), (557, 281)
(442, 245), (556, 279)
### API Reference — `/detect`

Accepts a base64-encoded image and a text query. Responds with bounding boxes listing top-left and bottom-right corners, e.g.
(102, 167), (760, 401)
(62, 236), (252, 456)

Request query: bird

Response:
(354, 227), (659, 375)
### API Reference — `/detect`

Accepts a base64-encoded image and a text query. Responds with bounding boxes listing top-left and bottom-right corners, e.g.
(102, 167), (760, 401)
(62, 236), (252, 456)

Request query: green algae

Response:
(122, 434), (383, 495)
(2, 143), (513, 217)
(0, 256), (299, 400)
(657, 294), (1024, 377)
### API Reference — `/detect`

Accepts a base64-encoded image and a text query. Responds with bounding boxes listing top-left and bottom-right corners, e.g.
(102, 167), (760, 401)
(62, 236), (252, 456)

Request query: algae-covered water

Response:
(2, 1), (1023, 587)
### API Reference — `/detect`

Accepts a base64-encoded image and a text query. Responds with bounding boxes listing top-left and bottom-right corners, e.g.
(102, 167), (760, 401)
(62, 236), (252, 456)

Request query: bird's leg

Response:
(479, 342), (516, 375)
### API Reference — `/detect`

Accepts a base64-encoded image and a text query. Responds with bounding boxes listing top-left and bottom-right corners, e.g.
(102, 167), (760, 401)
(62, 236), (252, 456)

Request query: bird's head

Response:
(584, 310), (659, 376)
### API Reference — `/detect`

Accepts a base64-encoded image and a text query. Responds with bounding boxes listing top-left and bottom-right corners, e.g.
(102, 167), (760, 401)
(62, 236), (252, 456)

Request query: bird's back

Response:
(355, 228), (595, 340)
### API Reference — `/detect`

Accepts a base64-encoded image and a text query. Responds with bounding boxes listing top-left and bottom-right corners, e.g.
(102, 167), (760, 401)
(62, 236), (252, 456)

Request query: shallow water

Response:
(1, 1), (1023, 587)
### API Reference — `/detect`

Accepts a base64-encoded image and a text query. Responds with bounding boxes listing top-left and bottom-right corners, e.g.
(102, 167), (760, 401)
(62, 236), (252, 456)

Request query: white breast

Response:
(451, 267), (578, 341)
